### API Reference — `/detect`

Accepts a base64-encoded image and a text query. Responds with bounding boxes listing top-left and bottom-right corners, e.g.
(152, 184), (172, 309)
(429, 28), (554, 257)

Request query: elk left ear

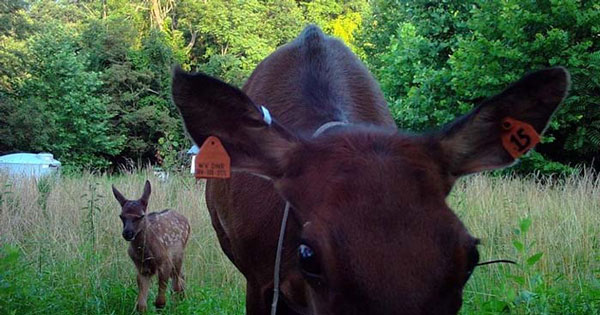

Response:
(140, 180), (151, 208)
(171, 67), (299, 179)
(438, 67), (570, 176)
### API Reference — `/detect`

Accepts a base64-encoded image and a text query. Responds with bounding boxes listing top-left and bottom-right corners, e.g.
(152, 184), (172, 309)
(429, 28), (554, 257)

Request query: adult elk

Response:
(112, 180), (191, 312)
(172, 25), (569, 314)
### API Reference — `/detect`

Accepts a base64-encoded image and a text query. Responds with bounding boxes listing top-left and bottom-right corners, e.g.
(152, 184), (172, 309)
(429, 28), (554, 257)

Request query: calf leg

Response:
(155, 267), (170, 309)
(172, 257), (185, 294)
(136, 274), (151, 312)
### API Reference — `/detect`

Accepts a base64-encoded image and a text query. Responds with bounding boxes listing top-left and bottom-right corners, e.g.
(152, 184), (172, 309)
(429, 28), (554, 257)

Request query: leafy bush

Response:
(0, 0), (368, 172)
(0, 245), (33, 314)
(361, 0), (600, 173)
(2, 23), (124, 170)
(2, 0), (598, 173)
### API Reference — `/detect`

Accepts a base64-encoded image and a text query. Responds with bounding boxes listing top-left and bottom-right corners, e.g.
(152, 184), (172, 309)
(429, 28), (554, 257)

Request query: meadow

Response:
(0, 170), (599, 314)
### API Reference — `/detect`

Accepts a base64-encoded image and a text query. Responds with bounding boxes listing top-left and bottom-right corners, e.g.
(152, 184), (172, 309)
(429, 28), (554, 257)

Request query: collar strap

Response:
(270, 119), (347, 315)
(313, 121), (347, 138)
(261, 104), (347, 137)
(270, 201), (290, 315)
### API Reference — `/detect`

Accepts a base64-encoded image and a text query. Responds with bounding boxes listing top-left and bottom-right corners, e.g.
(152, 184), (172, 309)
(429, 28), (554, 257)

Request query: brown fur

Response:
(112, 180), (191, 312)
(172, 25), (569, 314)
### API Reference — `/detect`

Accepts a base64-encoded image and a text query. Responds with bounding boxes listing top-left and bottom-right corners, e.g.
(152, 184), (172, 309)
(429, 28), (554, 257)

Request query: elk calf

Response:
(112, 180), (190, 312)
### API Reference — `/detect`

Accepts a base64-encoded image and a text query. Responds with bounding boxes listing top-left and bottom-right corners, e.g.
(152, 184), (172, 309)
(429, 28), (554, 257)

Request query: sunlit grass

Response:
(1, 170), (598, 314)
(0, 170), (244, 314)
(454, 171), (600, 314)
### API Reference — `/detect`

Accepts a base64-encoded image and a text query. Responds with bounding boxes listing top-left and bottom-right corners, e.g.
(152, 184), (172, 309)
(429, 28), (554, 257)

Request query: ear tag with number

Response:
(501, 117), (540, 159)
(194, 136), (231, 179)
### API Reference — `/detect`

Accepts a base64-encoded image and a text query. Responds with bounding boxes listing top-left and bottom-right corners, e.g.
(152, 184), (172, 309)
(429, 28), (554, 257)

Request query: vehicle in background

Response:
(0, 153), (61, 178)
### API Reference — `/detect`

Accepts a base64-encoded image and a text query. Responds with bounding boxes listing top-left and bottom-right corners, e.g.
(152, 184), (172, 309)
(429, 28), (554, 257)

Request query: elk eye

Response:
(133, 215), (145, 221)
(298, 244), (321, 276)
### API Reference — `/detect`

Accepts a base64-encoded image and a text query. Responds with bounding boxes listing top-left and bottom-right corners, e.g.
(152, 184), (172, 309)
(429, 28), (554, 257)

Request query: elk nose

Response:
(122, 230), (135, 241)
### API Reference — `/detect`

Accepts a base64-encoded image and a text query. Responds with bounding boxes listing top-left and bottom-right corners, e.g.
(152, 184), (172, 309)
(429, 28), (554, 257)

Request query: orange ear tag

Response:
(501, 117), (541, 159)
(194, 136), (231, 179)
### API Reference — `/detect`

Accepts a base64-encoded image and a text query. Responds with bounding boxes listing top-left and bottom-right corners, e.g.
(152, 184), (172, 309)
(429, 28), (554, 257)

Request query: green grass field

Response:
(1, 170), (599, 314)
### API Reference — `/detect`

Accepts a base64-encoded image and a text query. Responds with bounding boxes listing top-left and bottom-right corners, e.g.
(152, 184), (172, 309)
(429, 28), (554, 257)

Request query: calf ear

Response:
(112, 185), (127, 207)
(140, 180), (151, 208)
(171, 67), (299, 179)
(439, 67), (570, 176)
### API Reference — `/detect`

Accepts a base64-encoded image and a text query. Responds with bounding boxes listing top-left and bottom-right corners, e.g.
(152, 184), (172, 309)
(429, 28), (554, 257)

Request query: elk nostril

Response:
(122, 231), (134, 240)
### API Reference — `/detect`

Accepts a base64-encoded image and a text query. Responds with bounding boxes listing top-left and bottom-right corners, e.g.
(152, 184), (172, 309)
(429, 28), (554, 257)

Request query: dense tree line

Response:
(360, 0), (600, 173)
(1, 0), (598, 173)
(0, 0), (365, 171)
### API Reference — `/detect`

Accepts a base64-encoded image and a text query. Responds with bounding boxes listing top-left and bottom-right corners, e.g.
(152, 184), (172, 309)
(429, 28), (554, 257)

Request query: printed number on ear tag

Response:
(501, 117), (541, 159)
(194, 136), (231, 179)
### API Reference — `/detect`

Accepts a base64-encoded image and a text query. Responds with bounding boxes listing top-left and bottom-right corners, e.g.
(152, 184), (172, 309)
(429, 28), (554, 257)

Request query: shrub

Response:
(361, 0), (600, 173)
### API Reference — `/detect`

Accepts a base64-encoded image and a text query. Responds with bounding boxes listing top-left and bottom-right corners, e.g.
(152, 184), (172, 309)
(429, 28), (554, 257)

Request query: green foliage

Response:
(11, 23), (123, 170)
(179, 0), (367, 84)
(157, 132), (190, 172)
(0, 0), (32, 92)
(0, 181), (16, 209)
(0, 0), (366, 172)
(510, 150), (579, 176)
(0, 243), (245, 315)
(82, 182), (102, 252)
(179, 0), (304, 84)
(2, 0), (598, 173)
(0, 245), (28, 314)
(35, 175), (55, 212)
(482, 217), (547, 312)
(360, 0), (480, 131)
(463, 217), (600, 314)
(362, 0), (600, 173)
(450, 0), (600, 166)
(301, 0), (368, 55)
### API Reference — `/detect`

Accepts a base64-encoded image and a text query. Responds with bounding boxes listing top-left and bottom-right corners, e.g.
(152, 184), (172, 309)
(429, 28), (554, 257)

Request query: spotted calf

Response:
(112, 180), (191, 312)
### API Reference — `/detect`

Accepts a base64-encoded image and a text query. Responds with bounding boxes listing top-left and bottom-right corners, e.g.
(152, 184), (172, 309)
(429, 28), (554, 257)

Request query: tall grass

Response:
(0, 170), (598, 314)
(0, 170), (244, 314)
(453, 171), (600, 313)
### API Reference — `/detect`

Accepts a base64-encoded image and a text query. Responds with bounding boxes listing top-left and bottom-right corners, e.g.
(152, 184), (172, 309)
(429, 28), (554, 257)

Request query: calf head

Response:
(172, 67), (569, 314)
(112, 180), (152, 241)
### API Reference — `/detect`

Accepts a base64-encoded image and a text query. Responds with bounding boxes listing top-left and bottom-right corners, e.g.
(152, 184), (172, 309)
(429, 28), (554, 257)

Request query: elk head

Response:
(172, 67), (569, 314)
(112, 180), (152, 241)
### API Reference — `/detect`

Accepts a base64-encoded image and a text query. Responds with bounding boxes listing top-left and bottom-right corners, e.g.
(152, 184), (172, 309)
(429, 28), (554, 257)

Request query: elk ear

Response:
(439, 67), (570, 176)
(112, 185), (127, 207)
(140, 180), (151, 208)
(171, 67), (299, 179)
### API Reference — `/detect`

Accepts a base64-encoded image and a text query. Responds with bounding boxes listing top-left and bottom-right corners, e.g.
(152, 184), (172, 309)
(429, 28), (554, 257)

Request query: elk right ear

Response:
(140, 180), (151, 208)
(438, 67), (570, 177)
(112, 185), (127, 207)
(171, 67), (300, 179)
